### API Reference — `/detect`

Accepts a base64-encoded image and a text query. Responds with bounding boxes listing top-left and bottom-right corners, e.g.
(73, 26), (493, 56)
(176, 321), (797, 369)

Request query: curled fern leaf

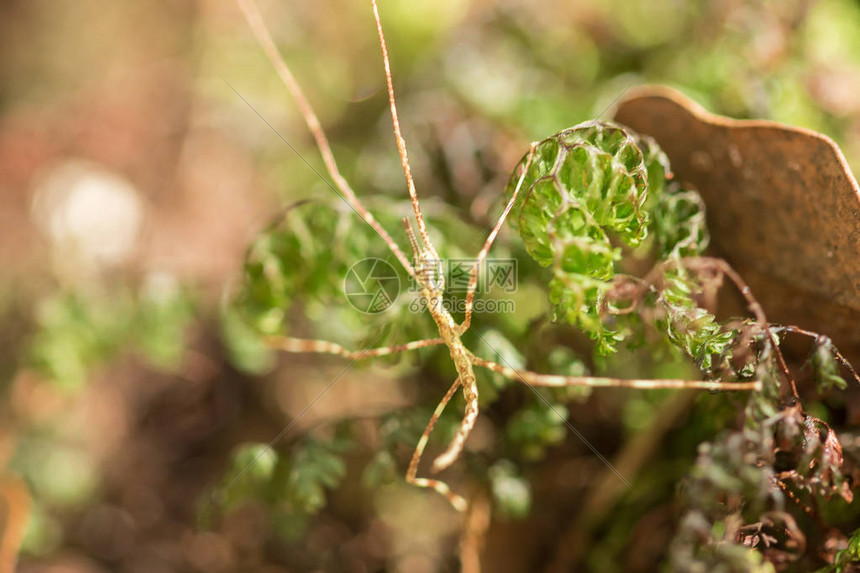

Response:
(505, 121), (675, 353)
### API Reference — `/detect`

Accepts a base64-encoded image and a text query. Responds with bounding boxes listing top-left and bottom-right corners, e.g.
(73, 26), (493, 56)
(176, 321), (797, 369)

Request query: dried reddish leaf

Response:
(614, 86), (860, 363)
(803, 416), (853, 503)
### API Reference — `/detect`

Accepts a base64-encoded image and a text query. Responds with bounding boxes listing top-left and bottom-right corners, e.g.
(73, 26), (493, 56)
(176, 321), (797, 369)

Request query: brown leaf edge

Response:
(614, 85), (860, 363)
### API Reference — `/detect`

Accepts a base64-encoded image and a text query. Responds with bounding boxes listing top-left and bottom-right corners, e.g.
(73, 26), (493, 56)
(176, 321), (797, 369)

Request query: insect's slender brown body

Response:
(420, 270), (479, 475)
(236, 0), (762, 518)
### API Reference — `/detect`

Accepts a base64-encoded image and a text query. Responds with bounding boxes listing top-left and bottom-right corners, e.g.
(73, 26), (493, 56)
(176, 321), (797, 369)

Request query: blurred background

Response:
(2, 0), (860, 571)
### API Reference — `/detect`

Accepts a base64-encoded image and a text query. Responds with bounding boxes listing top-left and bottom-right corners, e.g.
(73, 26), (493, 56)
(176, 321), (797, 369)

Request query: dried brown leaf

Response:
(614, 86), (860, 363)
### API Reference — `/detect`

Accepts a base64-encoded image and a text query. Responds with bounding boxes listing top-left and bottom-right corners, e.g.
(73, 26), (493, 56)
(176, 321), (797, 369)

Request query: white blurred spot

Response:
(32, 160), (144, 267)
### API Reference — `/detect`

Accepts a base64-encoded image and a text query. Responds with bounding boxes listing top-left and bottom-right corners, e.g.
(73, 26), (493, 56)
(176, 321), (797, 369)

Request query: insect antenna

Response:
(235, 0), (417, 280)
(402, 218), (421, 261)
(370, 0), (437, 257)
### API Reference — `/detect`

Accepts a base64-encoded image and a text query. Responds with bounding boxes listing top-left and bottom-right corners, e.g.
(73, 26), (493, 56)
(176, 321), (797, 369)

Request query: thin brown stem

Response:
(690, 258), (798, 400)
(637, 256), (796, 399)
(236, 0), (416, 279)
(779, 325), (860, 386)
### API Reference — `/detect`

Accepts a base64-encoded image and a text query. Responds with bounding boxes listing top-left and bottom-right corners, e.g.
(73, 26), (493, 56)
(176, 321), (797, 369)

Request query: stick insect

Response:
(235, 0), (761, 512)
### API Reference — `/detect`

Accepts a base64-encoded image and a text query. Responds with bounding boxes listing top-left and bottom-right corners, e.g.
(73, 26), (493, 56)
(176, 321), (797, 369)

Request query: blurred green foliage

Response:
(221, 430), (352, 524)
(488, 460), (532, 519)
(29, 277), (194, 390)
(822, 529), (860, 573)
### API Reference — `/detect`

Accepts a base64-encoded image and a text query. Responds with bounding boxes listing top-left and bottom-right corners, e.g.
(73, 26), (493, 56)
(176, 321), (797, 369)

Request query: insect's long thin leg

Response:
(370, 0), (435, 255)
(467, 351), (762, 391)
(266, 336), (445, 359)
(431, 374), (479, 473)
(236, 0), (416, 280)
(407, 376), (468, 512)
(458, 144), (537, 334)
